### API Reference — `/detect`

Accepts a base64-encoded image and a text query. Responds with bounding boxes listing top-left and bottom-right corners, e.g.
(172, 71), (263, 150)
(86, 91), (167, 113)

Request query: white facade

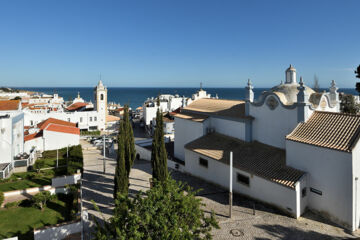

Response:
(286, 140), (355, 229)
(0, 110), (24, 165)
(24, 110), (99, 131)
(94, 80), (107, 130)
(173, 65), (357, 230)
(184, 149), (306, 217)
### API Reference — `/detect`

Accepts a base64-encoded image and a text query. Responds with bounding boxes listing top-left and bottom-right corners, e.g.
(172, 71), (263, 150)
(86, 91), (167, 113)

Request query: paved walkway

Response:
(81, 139), (360, 240)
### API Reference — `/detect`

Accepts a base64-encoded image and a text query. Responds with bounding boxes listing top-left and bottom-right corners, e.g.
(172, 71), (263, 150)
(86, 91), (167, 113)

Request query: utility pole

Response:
(56, 149), (59, 168)
(103, 135), (106, 174)
(229, 151), (233, 219)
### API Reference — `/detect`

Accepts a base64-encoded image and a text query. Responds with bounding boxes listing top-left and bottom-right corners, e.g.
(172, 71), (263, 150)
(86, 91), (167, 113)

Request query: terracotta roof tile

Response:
(174, 112), (208, 122)
(183, 98), (251, 119)
(45, 123), (80, 135)
(0, 100), (20, 111)
(66, 102), (87, 111)
(286, 111), (360, 152)
(37, 118), (76, 130)
(24, 132), (43, 142)
(106, 115), (120, 122)
(185, 133), (304, 189)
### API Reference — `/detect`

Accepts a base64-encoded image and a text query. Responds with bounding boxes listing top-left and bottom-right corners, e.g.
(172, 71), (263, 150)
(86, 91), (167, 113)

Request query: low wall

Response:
(4, 185), (52, 197)
(52, 173), (81, 188)
(135, 145), (185, 172)
(34, 220), (82, 240)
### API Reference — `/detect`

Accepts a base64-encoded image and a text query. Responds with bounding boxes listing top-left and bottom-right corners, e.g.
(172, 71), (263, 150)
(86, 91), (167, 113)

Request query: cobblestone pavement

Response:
(81, 140), (360, 240)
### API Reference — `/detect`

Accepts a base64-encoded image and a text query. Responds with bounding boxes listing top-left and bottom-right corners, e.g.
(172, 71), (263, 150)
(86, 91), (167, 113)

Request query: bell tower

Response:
(94, 79), (108, 131)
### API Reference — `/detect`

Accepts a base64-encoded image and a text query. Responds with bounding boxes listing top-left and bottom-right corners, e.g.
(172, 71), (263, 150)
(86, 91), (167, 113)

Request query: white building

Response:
(94, 80), (108, 131)
(0, 100), (24, 178)
(24, 118), (80, 152)
(173, 65), (360, 230)
(143, 89), (212, 126)
(23, 81), (108, 132)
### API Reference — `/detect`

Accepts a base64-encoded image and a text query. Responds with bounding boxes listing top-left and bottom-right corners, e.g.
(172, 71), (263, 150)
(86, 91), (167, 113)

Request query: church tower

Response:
(285, 64), (297, 84)
(94, 80), (108, 131)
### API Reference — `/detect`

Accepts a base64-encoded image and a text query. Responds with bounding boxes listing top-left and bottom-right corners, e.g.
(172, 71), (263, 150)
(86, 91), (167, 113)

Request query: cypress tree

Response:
(151, 109), (168, 182)
(113, 105), (135, 198)
(123, 106), (135, 178)
(114, 122), (128, 198)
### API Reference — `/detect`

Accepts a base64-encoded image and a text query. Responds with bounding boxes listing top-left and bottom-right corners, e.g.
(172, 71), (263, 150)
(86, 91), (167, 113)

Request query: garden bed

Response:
(0, 190), (79, 240)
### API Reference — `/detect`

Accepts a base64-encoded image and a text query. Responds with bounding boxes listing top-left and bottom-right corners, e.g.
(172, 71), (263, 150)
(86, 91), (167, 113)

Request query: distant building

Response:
(23, 81), (108, 132)
(173, 65), (360, 231)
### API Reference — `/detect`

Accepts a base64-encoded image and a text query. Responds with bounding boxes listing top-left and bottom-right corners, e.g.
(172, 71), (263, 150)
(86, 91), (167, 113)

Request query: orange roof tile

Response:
(0, 100), (20, 111)
(37, 118), (76, 130)
(185, 133), (304, 189)
(45, 123), (80, 135)
(174, 112), (208, 122)
(183, 98), (251, 119)
(286, 111), (360, 152)
(24, 132), (43, 142)
(106, 115), (120, 122)
(66, 102), (87, 111)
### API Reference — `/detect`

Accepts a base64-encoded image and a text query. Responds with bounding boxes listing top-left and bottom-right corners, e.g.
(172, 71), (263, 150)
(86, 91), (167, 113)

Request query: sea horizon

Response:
(12, 86), (358, 110)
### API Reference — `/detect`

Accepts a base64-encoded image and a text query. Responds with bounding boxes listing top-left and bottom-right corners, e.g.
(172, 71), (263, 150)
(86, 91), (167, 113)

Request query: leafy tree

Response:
(94, 178), (219, 240)
(32, 191), (54, 210)
(114, 105), (135, 198)
(151, 109), (168, 182)
(356, 65), (360, 96)
(340, 94), (359, 114)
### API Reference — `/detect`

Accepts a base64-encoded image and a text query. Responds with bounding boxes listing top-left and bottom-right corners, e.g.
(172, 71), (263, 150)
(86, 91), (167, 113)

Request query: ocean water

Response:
(20, 87), (357, 110)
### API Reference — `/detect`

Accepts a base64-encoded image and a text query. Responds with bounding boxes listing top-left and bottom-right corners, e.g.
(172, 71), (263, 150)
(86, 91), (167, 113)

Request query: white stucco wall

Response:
(43, 131), (80, 151)
(24, 137), (44, 153)
(0, 112), (24, 164)
(24, 111), (99, 130)
(209, 117), (246, 141)
(184, 150), (299, 216)
(286, 140), (353, 228)
(174, 117), (208, 161)
(250, 96), (298, 149)
(34, 220), (82, 240)
(352, 143), (360, 231)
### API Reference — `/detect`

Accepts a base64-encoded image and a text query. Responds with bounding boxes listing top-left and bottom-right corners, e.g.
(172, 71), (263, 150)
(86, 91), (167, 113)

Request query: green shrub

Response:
(32, 191), (55, 210)
(81, 130), (100, 136)
(0, 192), (4, 206)
(4, 201), (20, 209)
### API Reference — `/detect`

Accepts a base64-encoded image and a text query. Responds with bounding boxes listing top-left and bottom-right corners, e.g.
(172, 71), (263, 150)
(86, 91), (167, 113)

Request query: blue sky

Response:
(0, 0), (359, 88)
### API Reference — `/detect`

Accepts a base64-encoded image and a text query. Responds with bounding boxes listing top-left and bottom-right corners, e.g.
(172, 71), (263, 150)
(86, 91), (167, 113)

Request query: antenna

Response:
(200, 82), (203, 90)
(99, 73), (102, 81)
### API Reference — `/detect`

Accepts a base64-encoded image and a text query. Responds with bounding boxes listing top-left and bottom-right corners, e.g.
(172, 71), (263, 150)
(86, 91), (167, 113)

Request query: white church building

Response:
(174, 65), (360, 231)
(23, 81), (108, 131)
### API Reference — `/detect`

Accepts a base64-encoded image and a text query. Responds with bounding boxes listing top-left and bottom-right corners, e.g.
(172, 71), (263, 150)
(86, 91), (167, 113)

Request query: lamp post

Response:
(229, 151), (233, 219)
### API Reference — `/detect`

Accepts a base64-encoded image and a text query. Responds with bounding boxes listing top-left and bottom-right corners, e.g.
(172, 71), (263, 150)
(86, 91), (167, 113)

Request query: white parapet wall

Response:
(135, 144), (185, 173)
(52, 173), (81, 188)
(33, 220), (82, 240)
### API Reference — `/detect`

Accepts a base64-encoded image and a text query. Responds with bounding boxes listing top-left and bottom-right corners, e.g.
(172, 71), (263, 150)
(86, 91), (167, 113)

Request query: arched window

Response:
(100, 94), (104, 100)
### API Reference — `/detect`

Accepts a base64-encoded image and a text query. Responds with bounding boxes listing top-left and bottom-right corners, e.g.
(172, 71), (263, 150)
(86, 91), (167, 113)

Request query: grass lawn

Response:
(0, 145), (83, 193)
(0, 198), (67, 240)
(0, 169), (66, 192)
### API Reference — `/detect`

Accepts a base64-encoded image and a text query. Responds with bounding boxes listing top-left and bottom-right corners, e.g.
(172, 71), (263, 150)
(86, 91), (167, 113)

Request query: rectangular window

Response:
(90, 117), (92, 122)
(302, 187), (307, 198)
(68, 118), (70, 122)
(199, 158), (208, 168)
(94, 117), (97, 121)
(310, 187), (322, 196)
(237, 173), (250, 186)
(80, 117), (83, 123)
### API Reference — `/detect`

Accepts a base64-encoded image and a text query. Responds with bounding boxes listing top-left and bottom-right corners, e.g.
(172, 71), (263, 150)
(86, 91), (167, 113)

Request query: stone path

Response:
(81, 139), (360, 240)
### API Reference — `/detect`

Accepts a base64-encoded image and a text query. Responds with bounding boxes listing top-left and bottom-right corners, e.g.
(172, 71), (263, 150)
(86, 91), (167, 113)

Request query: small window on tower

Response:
(100, 94), (104, 100)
